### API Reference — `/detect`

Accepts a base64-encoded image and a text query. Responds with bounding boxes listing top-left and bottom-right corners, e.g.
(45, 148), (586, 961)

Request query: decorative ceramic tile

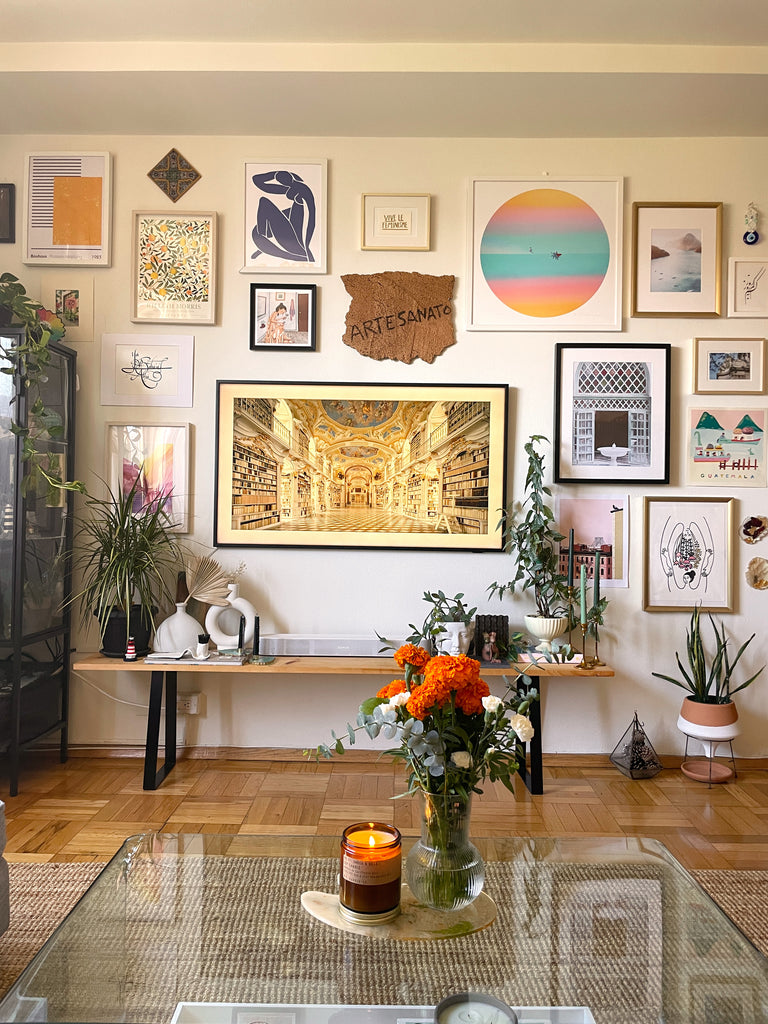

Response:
(147, 149), (201, 202)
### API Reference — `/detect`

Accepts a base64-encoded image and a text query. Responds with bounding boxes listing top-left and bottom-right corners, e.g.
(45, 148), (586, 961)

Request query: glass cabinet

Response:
(0, 325), (77, 795)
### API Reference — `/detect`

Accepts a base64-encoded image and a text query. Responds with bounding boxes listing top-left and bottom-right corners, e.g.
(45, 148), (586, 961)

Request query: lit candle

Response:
(339, 821), (401, 924)
(594, 551), (601, 607)
(580, 564), (587, 625)
(567, 528), (574, 589)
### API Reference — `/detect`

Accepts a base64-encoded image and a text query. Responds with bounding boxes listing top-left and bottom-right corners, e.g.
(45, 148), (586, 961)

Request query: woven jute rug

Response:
(0, 859), (766, 1024)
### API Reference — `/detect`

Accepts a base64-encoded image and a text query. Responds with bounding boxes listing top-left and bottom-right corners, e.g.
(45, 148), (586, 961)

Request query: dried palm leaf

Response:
(184, 555), (231, 606)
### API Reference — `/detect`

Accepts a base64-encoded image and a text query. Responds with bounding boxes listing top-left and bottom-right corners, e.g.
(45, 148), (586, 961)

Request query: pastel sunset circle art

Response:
(480, 188), (610, 318)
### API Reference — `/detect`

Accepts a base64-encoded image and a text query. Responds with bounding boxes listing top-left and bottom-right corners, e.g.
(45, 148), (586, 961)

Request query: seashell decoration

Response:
(740, 515), (768, 544)
(745, 556), (768, 590)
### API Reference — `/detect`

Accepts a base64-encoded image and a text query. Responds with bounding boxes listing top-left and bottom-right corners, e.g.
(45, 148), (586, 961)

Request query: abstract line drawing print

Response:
(658, 514), (714, 594)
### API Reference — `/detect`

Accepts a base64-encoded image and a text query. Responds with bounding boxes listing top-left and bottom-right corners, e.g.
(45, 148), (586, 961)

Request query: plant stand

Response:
(679, 733), (738, 786)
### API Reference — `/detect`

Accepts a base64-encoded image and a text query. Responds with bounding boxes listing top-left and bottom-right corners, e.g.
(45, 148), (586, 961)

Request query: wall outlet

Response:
(177, 693), (200, 715)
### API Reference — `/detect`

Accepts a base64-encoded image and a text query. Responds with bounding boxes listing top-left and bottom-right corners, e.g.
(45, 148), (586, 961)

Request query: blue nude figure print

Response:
(250, 170), (316, 264)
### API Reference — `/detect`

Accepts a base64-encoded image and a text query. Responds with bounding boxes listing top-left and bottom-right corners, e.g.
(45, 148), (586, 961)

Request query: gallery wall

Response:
(2, 133), (767, 758)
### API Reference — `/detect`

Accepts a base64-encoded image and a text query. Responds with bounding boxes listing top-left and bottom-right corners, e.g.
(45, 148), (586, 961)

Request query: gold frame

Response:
(693, 337), (766, 395)
(361, 193), (431, 251)
(631, 202), (722, 318)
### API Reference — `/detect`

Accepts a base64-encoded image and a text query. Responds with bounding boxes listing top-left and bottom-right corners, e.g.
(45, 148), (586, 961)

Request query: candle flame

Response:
(369, 835), (375, 847)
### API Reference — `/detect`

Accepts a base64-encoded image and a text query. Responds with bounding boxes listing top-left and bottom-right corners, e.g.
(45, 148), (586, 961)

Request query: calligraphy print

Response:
(100, 334), (193, 407)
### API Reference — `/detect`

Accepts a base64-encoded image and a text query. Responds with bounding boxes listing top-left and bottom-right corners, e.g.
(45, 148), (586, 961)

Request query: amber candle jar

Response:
(339, 822), (402, 924)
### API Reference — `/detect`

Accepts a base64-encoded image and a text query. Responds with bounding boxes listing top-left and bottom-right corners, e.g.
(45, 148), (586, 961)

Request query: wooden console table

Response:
(71, 653), (614, 793)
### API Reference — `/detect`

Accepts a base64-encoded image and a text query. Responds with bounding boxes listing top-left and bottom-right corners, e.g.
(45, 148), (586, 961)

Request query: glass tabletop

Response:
(1, 833), (766, 1024)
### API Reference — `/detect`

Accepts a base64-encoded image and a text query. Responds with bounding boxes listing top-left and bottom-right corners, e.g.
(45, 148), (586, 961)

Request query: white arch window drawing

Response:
(572, 359), (652, 466)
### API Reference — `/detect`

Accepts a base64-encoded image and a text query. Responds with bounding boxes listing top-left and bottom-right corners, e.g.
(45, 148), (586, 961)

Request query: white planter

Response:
(434, 621), (474, 655)
(524, 615), (568, 654)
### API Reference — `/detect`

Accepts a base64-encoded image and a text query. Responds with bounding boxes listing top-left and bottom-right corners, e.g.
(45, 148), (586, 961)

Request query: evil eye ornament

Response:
(744, 230), (759, 245)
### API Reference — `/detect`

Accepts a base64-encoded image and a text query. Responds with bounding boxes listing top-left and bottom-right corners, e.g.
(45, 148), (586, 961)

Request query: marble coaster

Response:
(301, 884), (496, 940)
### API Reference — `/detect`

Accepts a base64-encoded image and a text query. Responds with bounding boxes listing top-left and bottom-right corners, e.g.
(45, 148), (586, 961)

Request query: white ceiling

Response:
(2, 0), (768, 137)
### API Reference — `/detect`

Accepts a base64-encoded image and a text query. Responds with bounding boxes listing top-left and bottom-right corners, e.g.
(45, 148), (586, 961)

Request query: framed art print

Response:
(41, 276), (94, 342)
(727, 257), (768, 317)
(557, 493), (629, 588)
(554, 343), (671, 484)
(106, 422), (191, 532)
(249, 283), (317, 351)
(631, 202), (722, 317)
(693, 337), (765, 394)
(214, 380), (508, 550)
(132, 211), (217, 325)
(468, 176), (623, 331)
(643, 496), (734, 612)
(100, 334), (194, 407)
(361, 193), (431, 251)
(22, 152), (112, 266)
(687, 407), (766, 487)
(242, 161), (327, 274)
(0, 184), (15, 243)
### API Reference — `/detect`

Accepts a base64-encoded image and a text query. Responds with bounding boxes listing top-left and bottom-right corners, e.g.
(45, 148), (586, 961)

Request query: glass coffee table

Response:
(1, 833), (766, 1024)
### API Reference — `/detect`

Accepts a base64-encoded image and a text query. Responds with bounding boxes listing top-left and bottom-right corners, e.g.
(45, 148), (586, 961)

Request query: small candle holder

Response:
(591, 621), (606, 666)
(577, 623), (597, 669)
(339, 821), (401, 925)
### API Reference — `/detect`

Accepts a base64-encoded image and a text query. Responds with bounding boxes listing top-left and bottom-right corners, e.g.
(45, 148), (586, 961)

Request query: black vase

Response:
(98, 606), (153, 658)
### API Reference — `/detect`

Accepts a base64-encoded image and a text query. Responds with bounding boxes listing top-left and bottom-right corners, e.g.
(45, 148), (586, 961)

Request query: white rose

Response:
(482, 695), (503, 713)
(388, 691), (411, 707)
(451, 750), (472, 769)
(510, 713), (534, 743)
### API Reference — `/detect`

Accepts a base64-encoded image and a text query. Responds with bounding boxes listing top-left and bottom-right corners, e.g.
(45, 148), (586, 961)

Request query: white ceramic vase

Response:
(205, 583), (257, 648)
(435, 621), (474, 656)
(153, 603), (205, 653)
(524, 614), (568, 654)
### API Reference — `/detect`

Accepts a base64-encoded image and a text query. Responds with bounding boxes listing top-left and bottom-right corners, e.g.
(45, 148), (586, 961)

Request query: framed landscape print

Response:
(214, 381), (508, 550)
(361, 193), (431, 250)
(131, 211), (217, 325)
(554, 343), (671, 484)
(686, 407), (766, 487)
(22, 152), (112, 266)
(100, 334), (194, 407)
(106, 422), (190, 532)
(249, 283), (317, 351)
(242, 161), (327, 274)
(468, 176), (623, 331)
(727, 257), (768, 317)
(693, 337), (765, 394)
(643, 496), (734, 612)
(631, 202), (722, 317)
(41, 276), (93, 342)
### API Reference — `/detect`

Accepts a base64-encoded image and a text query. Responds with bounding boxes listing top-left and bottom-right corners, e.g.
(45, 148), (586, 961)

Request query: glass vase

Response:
(405, 790), (485, 911)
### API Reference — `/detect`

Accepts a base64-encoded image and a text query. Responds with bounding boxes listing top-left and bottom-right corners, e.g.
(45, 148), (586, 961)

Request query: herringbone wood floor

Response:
(2, 751), (768, 871)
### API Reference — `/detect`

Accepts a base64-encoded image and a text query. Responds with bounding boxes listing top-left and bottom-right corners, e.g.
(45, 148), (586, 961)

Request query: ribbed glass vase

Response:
(405, 790), (485, 911)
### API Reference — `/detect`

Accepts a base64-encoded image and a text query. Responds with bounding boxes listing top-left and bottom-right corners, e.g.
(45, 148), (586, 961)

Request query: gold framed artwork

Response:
(361, 193), (431, 251)
(693, 337), (765, 395)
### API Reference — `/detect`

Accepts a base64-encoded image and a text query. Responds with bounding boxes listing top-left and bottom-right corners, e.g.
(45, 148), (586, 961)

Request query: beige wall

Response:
(2, 134), (767, 757)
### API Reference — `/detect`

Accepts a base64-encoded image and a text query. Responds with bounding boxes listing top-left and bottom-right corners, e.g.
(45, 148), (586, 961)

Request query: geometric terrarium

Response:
(609, 711), (663, 779)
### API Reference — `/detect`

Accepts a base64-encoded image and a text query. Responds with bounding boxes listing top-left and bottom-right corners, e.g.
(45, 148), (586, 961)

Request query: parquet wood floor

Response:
(2, 751), (768, 871)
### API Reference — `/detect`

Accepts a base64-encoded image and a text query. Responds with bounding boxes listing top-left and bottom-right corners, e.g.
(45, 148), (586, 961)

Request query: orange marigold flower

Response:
(376, 679), (407, 699)
(454, 677), (491, 716)
(423, 653), (480, 690)
(394, 644), (431, 671)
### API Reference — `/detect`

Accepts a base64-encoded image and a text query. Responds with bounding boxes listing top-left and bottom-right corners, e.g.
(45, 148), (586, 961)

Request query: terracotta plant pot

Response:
(678, 696), (738, 733)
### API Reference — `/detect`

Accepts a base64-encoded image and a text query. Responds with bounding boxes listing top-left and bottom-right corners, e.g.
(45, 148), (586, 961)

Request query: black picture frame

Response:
(214, 380), (508, 550)
(554, 343), (671, 484)
(0, 184), (15, 244)
(249, 283), (317, 352)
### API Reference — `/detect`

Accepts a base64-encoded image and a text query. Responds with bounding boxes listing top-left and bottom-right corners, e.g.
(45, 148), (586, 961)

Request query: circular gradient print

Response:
(480, 188), (610, 318)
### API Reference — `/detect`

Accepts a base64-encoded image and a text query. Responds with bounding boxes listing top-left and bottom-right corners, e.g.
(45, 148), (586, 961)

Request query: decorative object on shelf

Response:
(312, 645), (538, 911)
(693, 336), (765, 396)
(147, 148), (201, 203)
(631, 201), (722, 317)
(205, 582), (257, 650)
(153, 603), (204, 654)
(243, 160), (327, 274)
(131, 211), (217, 325)
(744, 201), (759, 245)
(339, 822), (401, 925)
(69, 473), (182, 657)
(387, 590), (477, 656)
(609, 712), (662, 779)
(524, 614), (568, 655)
(248, 282), (317, 351)
(341, 271), (455, 364)
(473, 614), (511, 662)
(745, 556), (768, 590)
(741, 515), (768, 544)
(727, 256), (768, 317)
(361, 193), (431, 251)
(0, 183), (15, 244)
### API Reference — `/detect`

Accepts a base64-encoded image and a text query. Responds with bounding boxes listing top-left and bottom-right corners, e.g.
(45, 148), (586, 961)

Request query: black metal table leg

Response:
(514, 674), (544, 795)
(143, 669), (177, 790)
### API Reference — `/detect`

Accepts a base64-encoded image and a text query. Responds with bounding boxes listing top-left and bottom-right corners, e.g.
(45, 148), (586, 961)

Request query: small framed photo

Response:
(23, 152), (112, 266)
(693, 337), (765, 394)
(727, 257), (768, 317)
(243, 160), (327, 274)
(643, 496), (734, 612)
(249, 284), (317, 351)
(361, 194), (431, 251)
(100, 334), (194, 407)
(41, 276), (94, 342)
(106, 422), (191, 532)
(554, 343), (671, 484)
(631, 202), (722, 317)
(131, 211), (217, 325)
(0, 184), (15, 243)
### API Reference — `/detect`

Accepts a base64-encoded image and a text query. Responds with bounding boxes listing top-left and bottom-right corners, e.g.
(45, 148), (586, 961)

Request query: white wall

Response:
(2, 134), (767, 759)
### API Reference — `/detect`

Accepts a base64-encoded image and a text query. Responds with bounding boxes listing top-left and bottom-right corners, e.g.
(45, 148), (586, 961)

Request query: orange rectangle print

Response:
(52, 177), (102, 247)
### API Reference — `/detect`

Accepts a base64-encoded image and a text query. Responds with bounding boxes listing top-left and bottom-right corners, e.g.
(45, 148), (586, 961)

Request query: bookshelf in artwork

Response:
(441, 446), (490, 533)
(231, 441), (279, 529)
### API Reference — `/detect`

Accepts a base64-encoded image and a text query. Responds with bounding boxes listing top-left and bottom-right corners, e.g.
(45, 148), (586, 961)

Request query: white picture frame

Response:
(40, 275), (94, 342)
(106, 422), (191, 532)
(727, 257), (768, 317)
(242, 161), (327, 274)
(361, 194), (430, 251)
(22, 151), (112, 266)
(100, 334), (194, 407)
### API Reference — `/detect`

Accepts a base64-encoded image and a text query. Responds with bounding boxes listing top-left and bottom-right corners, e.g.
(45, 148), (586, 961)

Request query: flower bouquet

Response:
(313, 644), (538, 910)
